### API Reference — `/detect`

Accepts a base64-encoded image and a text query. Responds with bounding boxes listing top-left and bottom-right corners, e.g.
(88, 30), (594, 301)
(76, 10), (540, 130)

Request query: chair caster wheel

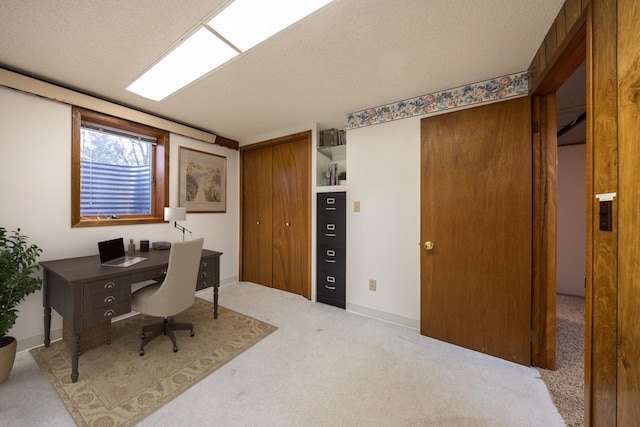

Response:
(141, 333), (146, 340)
(190, 330), (194, 337)
(139, 349), (145, 356)
(173, 345), (178, 353)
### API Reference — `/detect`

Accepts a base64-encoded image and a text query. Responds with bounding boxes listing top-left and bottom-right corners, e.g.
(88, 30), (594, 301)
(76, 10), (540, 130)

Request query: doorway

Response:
(538, 61), (586, 426)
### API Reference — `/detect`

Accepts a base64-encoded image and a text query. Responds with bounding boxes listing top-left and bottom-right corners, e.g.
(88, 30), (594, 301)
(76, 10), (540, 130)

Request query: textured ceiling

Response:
(0, 0), (567, 144)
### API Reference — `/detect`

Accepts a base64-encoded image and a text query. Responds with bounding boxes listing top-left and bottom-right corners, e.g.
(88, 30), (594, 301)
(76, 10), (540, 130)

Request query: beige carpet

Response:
(29, 298), (276, 426)
(538, 294), (585, 427)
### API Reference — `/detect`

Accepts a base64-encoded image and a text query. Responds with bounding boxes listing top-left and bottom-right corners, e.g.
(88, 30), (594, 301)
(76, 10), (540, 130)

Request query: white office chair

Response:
(131, 237), (204, 356)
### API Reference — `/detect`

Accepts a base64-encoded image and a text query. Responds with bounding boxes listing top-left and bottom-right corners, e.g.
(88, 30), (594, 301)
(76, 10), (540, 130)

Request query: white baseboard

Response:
(17, 330), (62, 353)
(346, 303), (420, 330)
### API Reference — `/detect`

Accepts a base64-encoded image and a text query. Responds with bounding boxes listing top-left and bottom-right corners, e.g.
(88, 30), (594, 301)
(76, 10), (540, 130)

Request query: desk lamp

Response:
(164, 207), (192, 241)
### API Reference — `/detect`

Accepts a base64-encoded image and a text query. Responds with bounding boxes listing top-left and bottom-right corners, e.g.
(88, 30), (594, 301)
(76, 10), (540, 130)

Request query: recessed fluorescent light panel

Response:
(127, 0), (333, 101)
(208, 0), (334, 52)
(127, 27), (238, 101)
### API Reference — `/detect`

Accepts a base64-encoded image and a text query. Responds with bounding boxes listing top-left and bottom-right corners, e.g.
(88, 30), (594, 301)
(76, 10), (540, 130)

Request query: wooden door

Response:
(272, 136), (311, 298)
(241, 146), (273, 286)
(420, 97), (532, 365)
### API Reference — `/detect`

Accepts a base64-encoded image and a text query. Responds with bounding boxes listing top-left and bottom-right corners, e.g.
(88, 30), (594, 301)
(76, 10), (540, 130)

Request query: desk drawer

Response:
(83, 276), (132, 297)
(83, 288), (131, 313)
(83, 301), (130, 325)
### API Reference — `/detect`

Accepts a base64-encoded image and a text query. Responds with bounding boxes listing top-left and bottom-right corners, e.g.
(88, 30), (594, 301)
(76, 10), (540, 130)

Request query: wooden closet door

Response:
(272, 136), (311, 298)
(241, 146), (273, 286)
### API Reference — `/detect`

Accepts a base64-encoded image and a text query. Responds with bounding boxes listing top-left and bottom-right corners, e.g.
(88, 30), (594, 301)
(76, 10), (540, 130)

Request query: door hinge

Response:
(530, 329), (539, 343)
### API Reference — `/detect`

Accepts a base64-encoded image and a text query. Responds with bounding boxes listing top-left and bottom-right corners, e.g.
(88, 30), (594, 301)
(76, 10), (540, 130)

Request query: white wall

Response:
(557, 144), (586, 296)
(344, 118), (421, 328)
(0, 86), (239, 350)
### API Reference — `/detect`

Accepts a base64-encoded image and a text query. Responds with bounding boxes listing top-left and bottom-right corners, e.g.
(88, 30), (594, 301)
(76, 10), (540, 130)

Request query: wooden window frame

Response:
(71, 107), (169, 227)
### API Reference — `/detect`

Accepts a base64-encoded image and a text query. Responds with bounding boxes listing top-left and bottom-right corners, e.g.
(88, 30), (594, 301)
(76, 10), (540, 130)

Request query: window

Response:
(72, 107), (168, 227)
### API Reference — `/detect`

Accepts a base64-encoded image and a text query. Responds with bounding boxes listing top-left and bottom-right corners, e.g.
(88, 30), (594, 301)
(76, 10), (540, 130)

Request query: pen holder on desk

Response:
(140, 240), (149, 252)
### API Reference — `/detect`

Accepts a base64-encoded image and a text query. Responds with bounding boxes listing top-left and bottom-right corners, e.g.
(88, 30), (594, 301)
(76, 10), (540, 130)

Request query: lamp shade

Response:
(164, 207), (186, 221)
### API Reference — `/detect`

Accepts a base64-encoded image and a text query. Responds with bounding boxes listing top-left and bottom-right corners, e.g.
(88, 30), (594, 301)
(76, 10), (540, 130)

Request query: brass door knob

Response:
(424, 241), (434, 251)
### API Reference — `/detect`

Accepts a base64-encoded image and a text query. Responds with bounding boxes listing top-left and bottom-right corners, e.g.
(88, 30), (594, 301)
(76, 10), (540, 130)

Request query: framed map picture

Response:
(178, 146), (226, 213)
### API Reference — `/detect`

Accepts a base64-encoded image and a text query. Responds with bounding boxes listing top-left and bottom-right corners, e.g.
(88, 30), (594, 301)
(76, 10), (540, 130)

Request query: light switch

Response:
(354, 201), (360, 212)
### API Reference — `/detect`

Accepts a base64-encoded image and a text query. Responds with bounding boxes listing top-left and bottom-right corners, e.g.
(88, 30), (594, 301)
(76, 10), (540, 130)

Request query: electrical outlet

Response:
(369, 279), (376, 291)
(354, 201), (360, 212)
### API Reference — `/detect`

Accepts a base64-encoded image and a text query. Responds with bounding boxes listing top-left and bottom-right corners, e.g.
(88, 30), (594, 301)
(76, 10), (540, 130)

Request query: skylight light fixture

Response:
(208, 0), (334, 52)
(127, 27), (239, 101)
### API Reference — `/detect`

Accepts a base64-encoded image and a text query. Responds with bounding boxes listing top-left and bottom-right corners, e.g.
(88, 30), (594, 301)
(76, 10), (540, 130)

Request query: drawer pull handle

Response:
(326, 224), (335, 231)
(325, 233), (336, 237)
(201, 281), (207, 288)
(325, 207), (337, 211)
(104, 309), (115, 318)
(327, 198), (335, 204)
(104, 296), (115, 304)
(202, 261), (208, 267)
(326, 250), (335, 256)
(326, 275), (335, 283)
(202, 272), (208, 277)
(104, 282), (115, 289)
(325, 285), (336, 290)
(325, 259), (336, 263)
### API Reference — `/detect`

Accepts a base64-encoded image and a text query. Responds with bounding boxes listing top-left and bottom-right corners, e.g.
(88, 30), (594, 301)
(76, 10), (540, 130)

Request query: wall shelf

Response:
(318, 144), (346, 160)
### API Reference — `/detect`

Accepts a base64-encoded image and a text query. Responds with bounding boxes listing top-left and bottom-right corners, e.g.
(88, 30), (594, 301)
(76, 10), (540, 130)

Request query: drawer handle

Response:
(325, 285), (336, 290)
(326, 224), (335, 231)
(326, 275), (335, 283)
(325, 207), (337, 211)
(104, 295), (115, 304)
(201, 281), (207, 288)
(327, 198), (335, 204)
(325, 259), (336, 263)
(326, 250), (335, 256)
(202, 261), (208, 267)
(202, 271), (208, 278)
(104, 282), (115, 289)
(325, 233), (336, 237)
(104, 309), (115, 318)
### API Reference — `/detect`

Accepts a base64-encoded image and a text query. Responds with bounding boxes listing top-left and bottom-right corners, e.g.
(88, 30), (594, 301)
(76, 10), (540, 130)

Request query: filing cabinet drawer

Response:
(317, 220), (346, 248)
(317, 269), (346, 309)
(317, 246), (346, 272)
(318, 192), (346, 219)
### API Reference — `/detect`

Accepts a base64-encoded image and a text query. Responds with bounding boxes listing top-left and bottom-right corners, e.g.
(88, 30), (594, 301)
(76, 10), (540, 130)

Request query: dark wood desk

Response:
(40, 248), (222, 383)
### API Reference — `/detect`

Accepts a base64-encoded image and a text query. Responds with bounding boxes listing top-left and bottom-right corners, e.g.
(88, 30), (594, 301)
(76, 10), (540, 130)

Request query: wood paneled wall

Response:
(616, 0), (640, 424)
(531, 0), (640, 425)
(528, 0), (589, 95)
(588, 0), (618, 424)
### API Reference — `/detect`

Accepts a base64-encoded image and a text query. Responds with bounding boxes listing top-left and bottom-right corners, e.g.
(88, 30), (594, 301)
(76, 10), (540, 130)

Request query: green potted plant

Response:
(338, 171), (347, 185)
(0, 227), (42, 383)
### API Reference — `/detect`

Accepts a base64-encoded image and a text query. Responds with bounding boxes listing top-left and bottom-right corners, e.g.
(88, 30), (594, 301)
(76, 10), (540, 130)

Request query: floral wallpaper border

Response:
(345, 71), (528, 130)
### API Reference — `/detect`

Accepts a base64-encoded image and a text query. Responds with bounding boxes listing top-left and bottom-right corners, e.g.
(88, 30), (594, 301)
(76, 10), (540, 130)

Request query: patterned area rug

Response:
(30, 298), (277, 426)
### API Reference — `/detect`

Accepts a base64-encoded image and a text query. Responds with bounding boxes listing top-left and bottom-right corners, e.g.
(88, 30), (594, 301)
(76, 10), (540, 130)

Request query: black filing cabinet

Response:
(317, 192), (346, 308)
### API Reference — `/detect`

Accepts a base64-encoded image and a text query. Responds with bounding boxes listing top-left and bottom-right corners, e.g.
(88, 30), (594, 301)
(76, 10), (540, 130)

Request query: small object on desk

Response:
(140, 240), (149, 252)
(128, 238), (135, 254)
(152, 241), (171, 250)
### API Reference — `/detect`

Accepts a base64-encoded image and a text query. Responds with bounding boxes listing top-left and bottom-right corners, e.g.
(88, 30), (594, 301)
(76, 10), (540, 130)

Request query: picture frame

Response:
(178, 146), (226, 213)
